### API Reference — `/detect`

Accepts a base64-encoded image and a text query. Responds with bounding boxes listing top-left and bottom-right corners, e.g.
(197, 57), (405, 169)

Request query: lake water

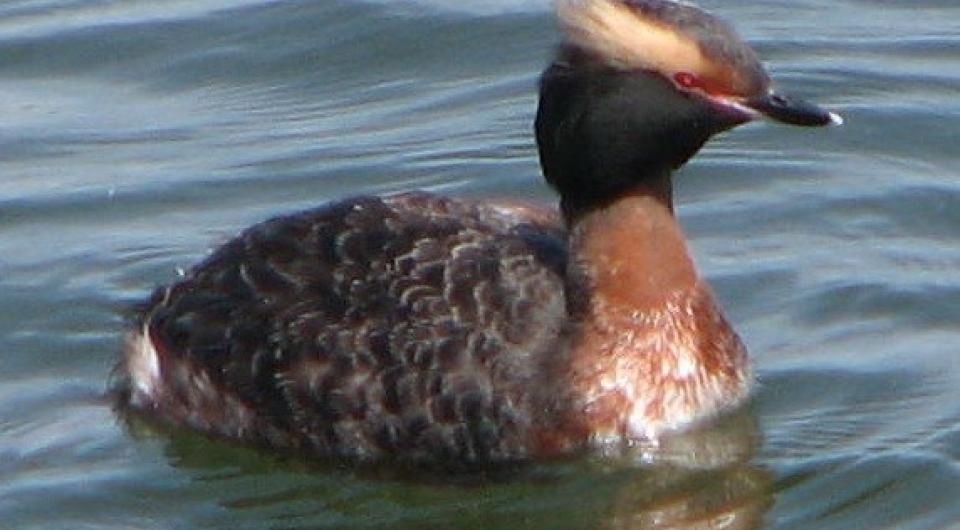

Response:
(2, 0), (959, 528)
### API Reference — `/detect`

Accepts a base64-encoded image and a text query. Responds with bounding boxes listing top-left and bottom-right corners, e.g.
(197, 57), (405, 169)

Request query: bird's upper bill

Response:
(556, 0), (842, 127)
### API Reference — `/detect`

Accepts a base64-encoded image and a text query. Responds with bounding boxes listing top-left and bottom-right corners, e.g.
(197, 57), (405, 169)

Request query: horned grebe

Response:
(115, 0), (840, 468)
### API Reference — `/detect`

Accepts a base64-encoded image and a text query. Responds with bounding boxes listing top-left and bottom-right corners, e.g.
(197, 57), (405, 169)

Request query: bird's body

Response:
(115, 0), (839, 469)
(120, 191), (749, 467)
(124, 193), (569, 466)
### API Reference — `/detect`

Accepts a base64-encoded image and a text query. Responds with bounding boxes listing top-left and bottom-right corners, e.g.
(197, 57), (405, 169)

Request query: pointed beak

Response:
(744, 91), (843, 127)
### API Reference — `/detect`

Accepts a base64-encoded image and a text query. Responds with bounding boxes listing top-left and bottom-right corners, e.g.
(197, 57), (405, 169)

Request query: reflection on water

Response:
(126, 408), (772, 530)
(2, 0), (960, 528)
(604, 465), (772, 530)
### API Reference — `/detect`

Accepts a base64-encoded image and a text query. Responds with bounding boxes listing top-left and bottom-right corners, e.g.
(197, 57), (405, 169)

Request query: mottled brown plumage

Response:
(122, 193), (571, 467)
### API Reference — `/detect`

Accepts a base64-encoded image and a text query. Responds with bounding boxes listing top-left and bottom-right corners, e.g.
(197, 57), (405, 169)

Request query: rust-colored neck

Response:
(535, 186), (751, 452)
(566, 187), (698, 315)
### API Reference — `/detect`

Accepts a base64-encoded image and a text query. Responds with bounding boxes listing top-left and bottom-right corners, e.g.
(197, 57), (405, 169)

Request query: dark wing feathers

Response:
(141, 192), (567, 467)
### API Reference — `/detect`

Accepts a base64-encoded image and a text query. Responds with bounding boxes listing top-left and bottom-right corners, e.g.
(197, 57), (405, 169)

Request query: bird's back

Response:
(119, 192), (570, 467)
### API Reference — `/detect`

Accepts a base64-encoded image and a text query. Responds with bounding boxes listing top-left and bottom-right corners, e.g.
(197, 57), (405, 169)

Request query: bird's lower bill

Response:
(707, 91), (842, 128)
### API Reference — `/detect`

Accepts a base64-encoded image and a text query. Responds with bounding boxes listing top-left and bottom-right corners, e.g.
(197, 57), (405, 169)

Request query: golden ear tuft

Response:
(555, 0), (716, 81)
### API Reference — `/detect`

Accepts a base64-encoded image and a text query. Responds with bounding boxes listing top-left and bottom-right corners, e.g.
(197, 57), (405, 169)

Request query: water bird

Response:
(115, 0), (840, 469)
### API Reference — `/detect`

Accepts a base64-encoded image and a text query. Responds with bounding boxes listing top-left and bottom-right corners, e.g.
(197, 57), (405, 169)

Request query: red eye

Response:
(673, 72), (701, 90)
